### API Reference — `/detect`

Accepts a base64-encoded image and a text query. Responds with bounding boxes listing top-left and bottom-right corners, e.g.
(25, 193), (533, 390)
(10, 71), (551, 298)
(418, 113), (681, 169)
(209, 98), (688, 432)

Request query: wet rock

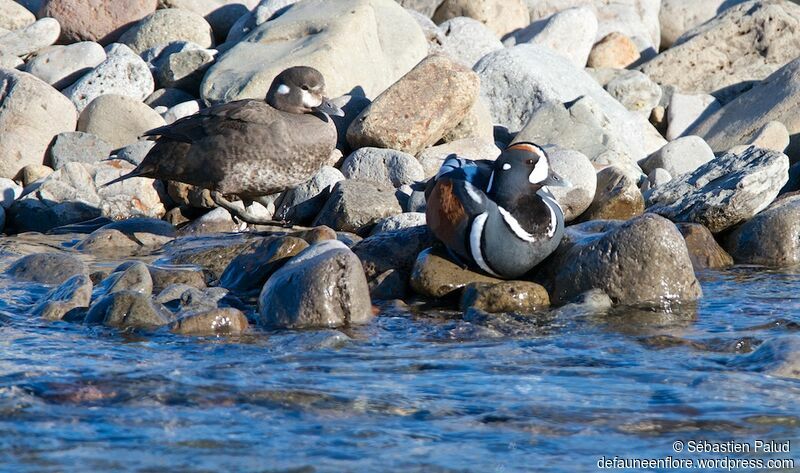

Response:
(549, 289), (613, 318)
(0, 17), (59, 57)
(586, 32), (640, 69)
(461, 281), (550, 314)
(290, 226), (338, 245)
(312, 180), (403, 234)
(154, 283), (225, 309)
(639, 1), (800, 102)
(368, 268), (408, 299)
(347, 54), (479, 155)
(353, 225), (436, 281)
(257, 240), (373, 329)
(63, 44), (155, 113)
(97, 261), (153, 296)
(156, 48), (215, 93)
(0, 69), (77, 180)
(580, 166), (644, 221)
(7, 253), (88, 285)
(84, 290), (172, 329)
(0, 0), (35, 31)
(438, 16), (503, 67)
(220, 236), (309, 293)
(48, 131), (113, 170)
(640, 136), (715, 178)
(665, 92), (721, 141)
(659, 0), (748, 49)
(202, 0), (427, 103)
(148, 265), (207, 293)
(605, 70), (661, 116)
(723, 195), (800, 267)
(32, 274), (93, 321)
(76, 229), (145, 254)
(418, 138), (500, 178)
(736, 337), (800, 379)
(145, 87), (196, 109)
(432, 0), (530, 38)
(546, 214), (702, 307)
(177, 207), (244, 235)
(546, 146), (597, 222)
(77, 94), (166, 148)
(441, 96), (494, 143)
(646, 146), (789, 233)
(410, 247), (502, 298)
(507, 7), (597, 68)
(676, 223), (733, 270)
(40, 0), (157, 45)
(25, 42), (107, 90)
(341, 148), (424, 188)
(78, 218), (174, 249)
(170, 307), (249, 336)
(274, 167), (344, 223)
(165, 236), (262, 279)
(369, 213), (426, 235)
(119, 8), (214, 54)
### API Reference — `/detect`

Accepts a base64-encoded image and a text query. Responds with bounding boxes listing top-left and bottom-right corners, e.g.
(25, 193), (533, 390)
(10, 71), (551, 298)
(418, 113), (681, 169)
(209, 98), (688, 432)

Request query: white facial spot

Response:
(502, 163), (511, 171)
(301, 89), (322, 108)
(528, 155), (549, 184)
(276, 84), (290, 95)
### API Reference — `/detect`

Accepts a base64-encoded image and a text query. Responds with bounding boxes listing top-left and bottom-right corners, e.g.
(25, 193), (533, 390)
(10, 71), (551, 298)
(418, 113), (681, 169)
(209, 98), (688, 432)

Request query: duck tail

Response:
(99, 166), (150, 188)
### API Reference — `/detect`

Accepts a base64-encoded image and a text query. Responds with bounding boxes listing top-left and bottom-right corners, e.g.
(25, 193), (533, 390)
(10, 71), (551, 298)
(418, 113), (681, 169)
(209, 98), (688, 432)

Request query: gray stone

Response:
(75, 229), (143, 254)
(48, 132), (113, 170)
(341, 148), (425, 188)
(77, 94), (166, 148)
(0, 0), (35, 31)
(171, 307), (249, 336)
(438, 16), (503, 67)
(659, 0), (748, 49)
(432, 0), (530, 38)
(145, 87), (196, 108)
(225, 0), (300, 42)
(7, 253), (88, 285)
(0, 17), (59, 57)
(605, 70), (661, 116)
(97, 261), (153, 296)
(156, 48), (215, 93)
(736, 337), (800, 380)
(397, 0), (443, 17)
(25, 42), (107, 90)
(0, 50), (23, 69)
(162, 100), (201, 124)
(257, 240), (373, 329)
(274, 166), (344, 223)
(31, 274), (93, 321)
(369, 213), (426, 235)
(178, 207), (245, 235)
(352, 225), (437, 279)
(545, 146), (597, 222)
(119, 8), (214, 54)
(646, 146), (790, 233)
(220, 236), (309, 293)
(506, 7), (597, 68)
(84, 290), (172, 329)
(640, 136), (715, 178)
(115, 141), (156, 166)
(417, 138), (500, 178)
(641, 167), (672, 193)
(580, 165), (644, 221)
(158, 0), (258, 41)
(312, 180), (403, 234)
(666, 92), (721, 141)
(724, 194), (800, 267)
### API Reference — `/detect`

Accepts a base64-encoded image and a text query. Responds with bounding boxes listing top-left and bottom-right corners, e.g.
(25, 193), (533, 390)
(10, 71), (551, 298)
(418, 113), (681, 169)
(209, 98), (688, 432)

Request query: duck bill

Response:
(543, 170), (571, 188)
(313, 97), (345, 117)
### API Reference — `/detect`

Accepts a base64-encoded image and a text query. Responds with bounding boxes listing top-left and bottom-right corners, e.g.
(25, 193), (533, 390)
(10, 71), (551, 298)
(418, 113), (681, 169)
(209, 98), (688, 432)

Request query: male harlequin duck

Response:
(425, 142), (568, 279)
(104, 66), (344, 225)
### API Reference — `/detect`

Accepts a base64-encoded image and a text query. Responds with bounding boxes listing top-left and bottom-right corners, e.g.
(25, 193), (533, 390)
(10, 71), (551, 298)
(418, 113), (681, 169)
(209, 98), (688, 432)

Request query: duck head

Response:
(266, 66), (345, 117)
(488, 142), (568, 204)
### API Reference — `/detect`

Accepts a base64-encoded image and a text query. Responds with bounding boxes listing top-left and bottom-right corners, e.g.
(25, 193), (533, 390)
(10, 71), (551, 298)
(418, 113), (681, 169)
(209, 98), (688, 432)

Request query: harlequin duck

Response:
(103, 66), (344, 225)
(425, 142), (567, 279)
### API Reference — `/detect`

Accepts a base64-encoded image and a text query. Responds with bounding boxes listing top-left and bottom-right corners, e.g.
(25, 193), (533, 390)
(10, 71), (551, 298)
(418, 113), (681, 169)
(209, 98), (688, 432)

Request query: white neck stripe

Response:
(470, 213), (501, 277)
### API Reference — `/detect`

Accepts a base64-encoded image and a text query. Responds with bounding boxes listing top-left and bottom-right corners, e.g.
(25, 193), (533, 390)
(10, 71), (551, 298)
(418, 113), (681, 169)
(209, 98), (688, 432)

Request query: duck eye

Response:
(301, 85), (309, 91)
(526, 159), (534, 165)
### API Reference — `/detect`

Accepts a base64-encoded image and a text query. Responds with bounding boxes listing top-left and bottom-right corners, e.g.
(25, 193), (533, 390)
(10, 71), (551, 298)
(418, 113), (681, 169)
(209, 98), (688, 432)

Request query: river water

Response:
(0, 234), (799, 472)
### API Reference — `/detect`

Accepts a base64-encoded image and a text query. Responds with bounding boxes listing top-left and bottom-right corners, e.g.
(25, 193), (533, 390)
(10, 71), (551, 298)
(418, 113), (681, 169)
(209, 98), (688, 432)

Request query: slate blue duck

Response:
(425, 142), (567, 279)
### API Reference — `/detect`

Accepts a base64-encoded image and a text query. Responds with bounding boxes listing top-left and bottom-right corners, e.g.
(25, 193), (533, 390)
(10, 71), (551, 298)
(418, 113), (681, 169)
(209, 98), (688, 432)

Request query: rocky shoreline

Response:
(1, 0), (800, 339)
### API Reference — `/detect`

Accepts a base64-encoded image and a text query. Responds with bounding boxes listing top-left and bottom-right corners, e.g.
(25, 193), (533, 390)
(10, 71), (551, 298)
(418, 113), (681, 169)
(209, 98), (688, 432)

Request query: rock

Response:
(156, 48), (215, 93)
(641, 167), (672, 193)
(119, 8), (214, 55)
(31, 274), (92, 321)
(178, 207), (244, 235)
(676, 223), (733, 270)
(347, 54), (479, 155)
(0, 69), (77, 179)
(145, 87), (196, 108)
(586, 32), (641, 69)
(76, 218), (174, 253)
(369, 213), (426, 235)
(647, 146), (790, 233)
(18, 164), (53, 186)
(640, 136), (715, 178)
(461, 281), (549, 314)
(25, 42), (106, 90)
(0, 51), (23, 69)
(273, 166), (344, 223)
(432, 0), (530, 38)
(220, 236), (309, 293)
(147, 264), (207, 292)
(202, 0), (427, 103)
(410, 247), (502, 298)
(48, 131), (113, 170)
(0, 0), (35, 31)
(723, 195), (800, 267)
(639, 1), (800, 102)
(97, 261), (153, 296)
(84, 290), (172, 329)
(546, 214), (702, 307)
(580, 166), (644, 221)
(154, 283), (225, 310)
(605, 70), (661, 116)
(0, 178), (22, 208)
(686, 57), (800, 158)
(257, 240), (373, 329)
(507, 7), (597, 68)
(545, 146), (597, 222)
(659, 0), (748, 49)
(40, 0), (157, 45)
(159, 0), (257, 41)
(418, 138), (500, 178)
(7, 253), (88, 285)
(170, 307), (249, 336)
(225, 0), (300, 42)
(398, 0), (443, 17)
(63, 44), (155, 113)
(312, 180), (403, 234)
(0, 17), (59, 57)
(164, 236), (260, 279)
(441, 96), (494, 143)
(368, 268), (408, 300)
(77, 94), (166, 148)
(438, 16), (503, 67)
(162, 100), (201, 124)
(340, 148), (425, 188)
(746, 121), (790, 153)
(666, 92), (721, 141)
(115, 141), (155, 166)
(353, 225), (436, 279)
(736, 337), (800, 379)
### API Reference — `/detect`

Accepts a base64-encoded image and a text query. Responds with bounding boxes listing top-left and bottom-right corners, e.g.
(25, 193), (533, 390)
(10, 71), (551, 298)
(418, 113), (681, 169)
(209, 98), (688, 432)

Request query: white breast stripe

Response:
(497, 206), (537, 242)
(539, 193), (561, 238)
(528, 155), (549, 184)
(464, 181), (483, 204)
(276, 84), (290, 95)
(486, 171), (495, 193)
(470, 213), (500, 277)
(301, 90), (322, 108)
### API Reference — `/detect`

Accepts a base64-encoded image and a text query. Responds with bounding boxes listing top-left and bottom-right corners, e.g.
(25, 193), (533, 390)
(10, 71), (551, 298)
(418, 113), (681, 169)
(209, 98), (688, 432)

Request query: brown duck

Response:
(105, 66), (344, 224)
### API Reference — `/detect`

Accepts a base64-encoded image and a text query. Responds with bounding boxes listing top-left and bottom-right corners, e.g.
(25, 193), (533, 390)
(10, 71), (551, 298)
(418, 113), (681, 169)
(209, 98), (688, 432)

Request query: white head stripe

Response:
(528, 155), (549, 184)
(502, 163), (511, 171)
(497, 206), (537, 242)
(470, 213), (500, 277)
(276, 84), (290, 95)
(464, 181), (483, 204)
(301, 89), (322, 108)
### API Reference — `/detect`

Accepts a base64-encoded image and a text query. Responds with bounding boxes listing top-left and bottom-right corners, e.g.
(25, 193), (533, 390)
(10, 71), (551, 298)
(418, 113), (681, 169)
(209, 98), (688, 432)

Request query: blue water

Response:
(1, 237), (799, 472)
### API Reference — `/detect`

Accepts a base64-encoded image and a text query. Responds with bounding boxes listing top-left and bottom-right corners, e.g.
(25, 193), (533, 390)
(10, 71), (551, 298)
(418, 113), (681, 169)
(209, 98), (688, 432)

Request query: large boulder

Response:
(0, 69), (77, 179)
(646, 146), (789, 233)
(0, 0), (35, 31)
(723, 194), (800, 267)
(0, 17), (60, 57)
(257, 240), (373, 329)
(659, 0), (749, 49)
(119, 8), (214, 54)
(39, 0), (157, 45)
(340, 148), (424, 188)
(25, 42), (107, 90)
(506, 7), (597, 68)
(77, 94), (166, 149)
(312, 180), (403, 233)
(438, 16), (503, 67)
(432, 0), (530, 38)
(201, 0), (428, 103)
(7, 253), (88, 285)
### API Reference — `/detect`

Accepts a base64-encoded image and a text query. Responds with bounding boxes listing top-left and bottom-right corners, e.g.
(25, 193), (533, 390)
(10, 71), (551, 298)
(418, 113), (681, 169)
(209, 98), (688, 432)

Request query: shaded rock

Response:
(7, 252), (88, 285)
(546, 146), (597, 222)
(659, 0), (748, 49)
(148, 264), (207, 292)
(257, 240), (373, 329)
(77, 94), (166, 149)
(0, 69), (77, 179)
(507, 7), (597, 68)
(25, 42), (106, 90)
(93, 217), (175, 246)
(119, 8), (214, 54)
(547, 214), (702, 307)
(0, 178), (22, 209)
(164, 236), (262, 279)
(225, 0), (300, 42)
(369, 213), (426, 235)
(410, 247), (502, 298)
(219, 236), (309, 293)
(97, 261), (153, 296)
(76, 229), (146, 254)
(432, 0), (530, 38)
(605, 70), (661, 116)
(115, 140), (156, 166)
(158, 0), (257, 41)
(202, 0), (427, 103)
(156, 48), (215, 93)
(32, 274), (92, 321)
(676, 223), (733, 270)
(586, 32), (640, 69)
(274, 166), (344, 223)
(48, 131), (113, 170)
(154, 283), (226, 310)
(84, 290), (172, 329)
(368, 268), (408, 300)
(291, 225), (338, 245)
(352, 225), (436, 279)
(0, 0), (35, 31)
(144, 87), (196, 108)
(461, 281), (549, 314)
(398, 0), (444, 17)
(170, 307), (249, 336)
(646, 146), (789, 233)
(167, 181), (215, 209)
(341, 148), (424, 188)
(640, 136), (715, 178)
(666, 92), (721, 141)
(418, 138), (500, 178)
(312, 180), (403, 234)
(438, 16), (503, 67)
(40, 0), (157, 45)
(0, 17), (59, 57)
(580, 166), (644, 221)
(723, 194), (800, 267)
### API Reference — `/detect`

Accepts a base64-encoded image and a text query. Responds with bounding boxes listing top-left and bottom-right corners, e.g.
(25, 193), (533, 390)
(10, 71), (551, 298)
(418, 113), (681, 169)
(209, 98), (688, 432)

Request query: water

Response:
(1, 235), (799, 472)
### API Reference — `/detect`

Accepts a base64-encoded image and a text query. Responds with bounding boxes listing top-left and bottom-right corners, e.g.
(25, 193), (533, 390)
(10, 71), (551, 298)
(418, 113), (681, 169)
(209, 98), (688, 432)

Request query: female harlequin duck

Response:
(425, 142), (568, 279)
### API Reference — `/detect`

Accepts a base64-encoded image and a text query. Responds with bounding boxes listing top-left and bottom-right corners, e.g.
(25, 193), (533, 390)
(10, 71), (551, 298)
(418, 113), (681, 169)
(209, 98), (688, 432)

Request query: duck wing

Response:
(142, 100), (275, 144)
